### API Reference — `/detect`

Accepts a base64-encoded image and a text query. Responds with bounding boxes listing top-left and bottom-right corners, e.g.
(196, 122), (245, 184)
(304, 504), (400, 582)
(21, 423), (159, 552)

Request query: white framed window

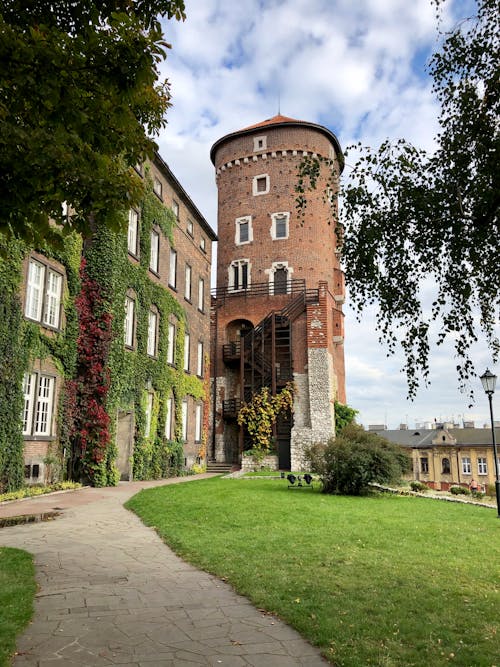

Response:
(25, 259), (63, 329)
(462, 457), (471, 474)
(128, 209), (139, 256)
(267, 261), (293, 295)
(150, 230), (159, 273)
(252, 173), (269, 196)
(187, 219), (194, 236)
(253, 135), (267, 151)
(165, 396), (173, 439)
(22, 373), (56, 437)
(145, 391), (154, 438)
(229, 259), (250, 291)
(195, 404), (203, 443)
(478, 457), (487, 475)
(235, 216), (253, 245)
(172, 199), (179, 219)
(200, 237), (206, 252)
(124, 296), (135, 348)
(43, 270), (62, 328)
(167, 322), (176, 364)
(169, 248), (177, 288)
(197, 341), (203, 377)
(153, 177), (162, 198)
(182, 400), (188, 441)
(147, 309), (158, 357)
(184, 332), (190, 372)
(184, 264), (192, 301)
(270, 212), (290, 240)
(198, 277), (204, 312)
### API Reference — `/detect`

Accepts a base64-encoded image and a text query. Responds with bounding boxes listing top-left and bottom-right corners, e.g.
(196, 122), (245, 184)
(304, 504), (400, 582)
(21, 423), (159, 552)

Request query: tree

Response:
(0, 0), (185, 247)
(306, 424), (411, 495)
(334, 401), (358, 434)
(298, 0), (499, 399)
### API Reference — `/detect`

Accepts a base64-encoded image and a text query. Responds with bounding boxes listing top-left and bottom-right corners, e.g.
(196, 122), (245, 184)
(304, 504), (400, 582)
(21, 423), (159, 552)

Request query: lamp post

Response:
(480, 369), (500, 518)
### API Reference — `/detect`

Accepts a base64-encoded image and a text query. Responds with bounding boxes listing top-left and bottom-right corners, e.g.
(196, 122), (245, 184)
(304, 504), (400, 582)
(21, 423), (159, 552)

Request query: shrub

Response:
(486, 484), (496, 497)
(410, 481), (429, 492)
(306, 425), (411, 495)
(449, 485), (470, 496)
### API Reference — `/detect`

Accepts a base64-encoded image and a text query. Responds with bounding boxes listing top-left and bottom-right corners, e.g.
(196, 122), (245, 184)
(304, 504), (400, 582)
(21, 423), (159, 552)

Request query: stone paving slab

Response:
(1, 477), (328, 666)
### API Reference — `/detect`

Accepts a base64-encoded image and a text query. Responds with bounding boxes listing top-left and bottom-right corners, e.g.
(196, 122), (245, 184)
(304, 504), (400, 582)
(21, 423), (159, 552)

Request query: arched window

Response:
(442, 458), (451, 474)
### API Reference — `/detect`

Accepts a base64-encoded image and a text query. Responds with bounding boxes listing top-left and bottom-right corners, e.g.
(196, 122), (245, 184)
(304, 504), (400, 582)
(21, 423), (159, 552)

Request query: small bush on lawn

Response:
(450, 485), (470, 495)
(410, 481), (428, 492)
(307, 424), (411, 495)
(486, 483), (496, 496)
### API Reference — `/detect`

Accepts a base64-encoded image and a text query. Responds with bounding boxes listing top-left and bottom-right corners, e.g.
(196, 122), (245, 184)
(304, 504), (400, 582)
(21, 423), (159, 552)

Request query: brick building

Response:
(210, 114), (346, 470)
(11, 153), (216, 489)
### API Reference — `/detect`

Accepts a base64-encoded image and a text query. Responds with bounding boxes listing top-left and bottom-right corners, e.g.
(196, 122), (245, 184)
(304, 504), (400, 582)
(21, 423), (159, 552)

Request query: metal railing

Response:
(212, 279), (310, 303)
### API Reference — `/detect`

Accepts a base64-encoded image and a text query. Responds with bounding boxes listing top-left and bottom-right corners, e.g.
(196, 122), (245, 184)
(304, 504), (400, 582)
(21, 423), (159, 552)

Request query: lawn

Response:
(127, 477), (500, 667)
(0, 547), (36, 667)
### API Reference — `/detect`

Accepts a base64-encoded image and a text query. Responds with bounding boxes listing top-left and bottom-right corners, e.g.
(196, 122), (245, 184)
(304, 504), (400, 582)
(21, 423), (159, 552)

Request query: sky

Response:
(155, 0), (499, 430)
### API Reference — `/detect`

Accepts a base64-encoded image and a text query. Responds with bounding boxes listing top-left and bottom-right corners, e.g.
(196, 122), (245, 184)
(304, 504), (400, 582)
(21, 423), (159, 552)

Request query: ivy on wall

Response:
(0, 171), (207, 491)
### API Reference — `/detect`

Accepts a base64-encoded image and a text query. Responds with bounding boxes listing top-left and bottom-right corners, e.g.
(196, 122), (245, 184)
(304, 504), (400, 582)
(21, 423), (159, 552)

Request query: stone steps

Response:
(206, 462), (236, 474)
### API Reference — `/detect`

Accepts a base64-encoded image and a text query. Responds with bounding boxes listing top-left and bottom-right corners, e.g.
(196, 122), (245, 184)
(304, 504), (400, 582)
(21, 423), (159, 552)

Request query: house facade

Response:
(1, 154), (216, 491)
(210, 114), (346, 470)
(373, 427), (500, 491)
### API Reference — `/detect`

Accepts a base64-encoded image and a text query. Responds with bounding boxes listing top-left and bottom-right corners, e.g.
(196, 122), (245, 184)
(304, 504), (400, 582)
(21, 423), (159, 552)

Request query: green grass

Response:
(126, 477), (500, 667)
(0, 548), (36, 667)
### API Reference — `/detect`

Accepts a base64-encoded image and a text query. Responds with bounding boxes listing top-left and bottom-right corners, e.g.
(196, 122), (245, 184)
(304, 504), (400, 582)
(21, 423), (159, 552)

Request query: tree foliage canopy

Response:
(0, 0), (185, 246)
(299, 0), (499, 398)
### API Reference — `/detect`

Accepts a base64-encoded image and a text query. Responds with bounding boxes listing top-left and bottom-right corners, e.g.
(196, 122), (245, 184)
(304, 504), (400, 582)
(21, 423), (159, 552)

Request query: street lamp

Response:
(480, 369), (500, 518)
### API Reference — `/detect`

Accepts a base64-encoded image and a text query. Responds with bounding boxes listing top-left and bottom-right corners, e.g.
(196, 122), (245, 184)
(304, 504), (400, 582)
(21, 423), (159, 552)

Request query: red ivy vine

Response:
(71, 258), (113, 484)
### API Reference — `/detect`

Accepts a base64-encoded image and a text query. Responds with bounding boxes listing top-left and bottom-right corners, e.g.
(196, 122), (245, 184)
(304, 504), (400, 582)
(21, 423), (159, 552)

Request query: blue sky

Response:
(155, 0), (499, 429)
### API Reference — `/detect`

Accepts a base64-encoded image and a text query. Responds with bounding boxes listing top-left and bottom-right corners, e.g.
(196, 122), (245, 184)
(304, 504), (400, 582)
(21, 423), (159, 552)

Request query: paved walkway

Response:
(0, 477), (327, 666)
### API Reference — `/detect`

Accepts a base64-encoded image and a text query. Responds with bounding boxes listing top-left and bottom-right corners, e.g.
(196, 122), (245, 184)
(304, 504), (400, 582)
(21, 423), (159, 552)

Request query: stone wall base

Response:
(241, 454), (279, 472)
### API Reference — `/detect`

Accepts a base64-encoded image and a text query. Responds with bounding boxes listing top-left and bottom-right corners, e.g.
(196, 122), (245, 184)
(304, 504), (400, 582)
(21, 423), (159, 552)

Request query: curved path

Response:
(0, 477), (327, 666)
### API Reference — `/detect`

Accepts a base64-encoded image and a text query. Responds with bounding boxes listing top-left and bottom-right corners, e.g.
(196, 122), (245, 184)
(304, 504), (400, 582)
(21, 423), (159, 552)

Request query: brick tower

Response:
(210, 114), (345, 469)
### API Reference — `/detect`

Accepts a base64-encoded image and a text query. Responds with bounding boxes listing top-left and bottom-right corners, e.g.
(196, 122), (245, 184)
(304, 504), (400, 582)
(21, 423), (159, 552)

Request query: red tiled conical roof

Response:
(239, 114), (304, 131)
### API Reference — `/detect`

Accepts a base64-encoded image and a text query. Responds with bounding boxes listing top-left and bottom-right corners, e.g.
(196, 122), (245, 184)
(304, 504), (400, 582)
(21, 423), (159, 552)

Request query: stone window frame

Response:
(265, 261), (293, 295)
(252, 173), (270, 196)
(270, 211), (290, 241)
(22, 371), (56, 438)
(25, 256), (64, 331)
(253, 135), (267, 152)
(441, 457), (451, 474)
(228, 258), (251, 292)
(235, 216), (253, 246)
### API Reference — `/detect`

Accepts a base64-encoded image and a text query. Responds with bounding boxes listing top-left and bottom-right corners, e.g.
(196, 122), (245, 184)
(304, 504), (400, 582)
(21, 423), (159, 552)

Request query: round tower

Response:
(210, 114), (346, 469)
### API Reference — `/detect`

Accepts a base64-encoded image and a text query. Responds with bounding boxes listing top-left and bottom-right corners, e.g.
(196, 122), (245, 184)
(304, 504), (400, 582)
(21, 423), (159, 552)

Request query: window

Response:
(167, 322), (176, 364)
(169, 248), (177, 288)
(253, 174), (269, 196)
(198, 278), (205, 312)
(187, 219), (194, 236)
(124, 296), (135, 348)
(128, 209), (139, 256)
(420, 457), (429, 473)
(165, 396), (173, 439)
(200, 237), (206, 252)
(25, 464), (40, 481)
(147, 309), (158, 357)
(235, 216), (252, 245)
(153, 177), (162, 198)
(230, 259), (250, 291)
(271, 212), (290, 240)
(442, 458), (451, 474)
(134, 163), (143, 176)
(184, 332), (190, 371)
(197, 341), (203, 377)
(145, 392), (154, 438)
(25, 259), (63, 329)
(195, 404), (202, 443)
(253, 135), (267, 151)
(182, 400), (188, 441)
(23, 372), (55, 436)
(478, 457), (487, 475)
(462, 457), (471, 474)
(150, 230), (159, 273)
(172, 199), (179, 219)
(184, 264), (192, 301)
